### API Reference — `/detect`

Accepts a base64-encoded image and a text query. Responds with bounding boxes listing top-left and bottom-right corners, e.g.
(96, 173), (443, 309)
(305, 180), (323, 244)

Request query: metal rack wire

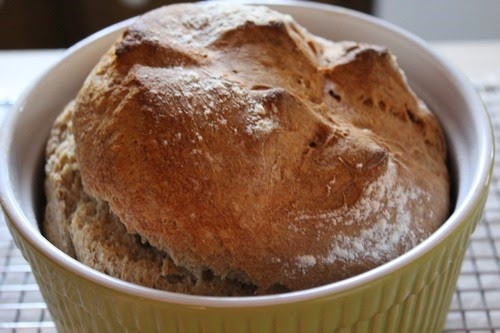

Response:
(1, 74), (499, 333)
(442, 74), (500, 333)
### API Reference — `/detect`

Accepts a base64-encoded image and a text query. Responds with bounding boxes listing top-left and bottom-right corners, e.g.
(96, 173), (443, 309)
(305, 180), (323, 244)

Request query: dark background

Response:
(0, 0), (372, 49)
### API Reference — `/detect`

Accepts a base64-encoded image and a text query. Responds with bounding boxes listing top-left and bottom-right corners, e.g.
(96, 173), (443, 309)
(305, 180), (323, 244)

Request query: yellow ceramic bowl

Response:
(0, 1), (494, 332)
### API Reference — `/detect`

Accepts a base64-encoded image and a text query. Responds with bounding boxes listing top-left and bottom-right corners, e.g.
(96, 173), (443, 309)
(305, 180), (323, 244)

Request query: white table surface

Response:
(432, 40), (500, 79)
(1, 40), (499, 332)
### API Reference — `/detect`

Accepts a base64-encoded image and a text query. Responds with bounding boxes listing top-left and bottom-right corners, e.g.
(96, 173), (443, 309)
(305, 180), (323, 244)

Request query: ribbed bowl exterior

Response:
(2, 191), (487, 333)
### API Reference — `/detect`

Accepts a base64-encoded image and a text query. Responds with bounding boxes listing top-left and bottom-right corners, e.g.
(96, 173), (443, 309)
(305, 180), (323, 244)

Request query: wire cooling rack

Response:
(1, 74), (500, 333)
(441, 73), (500, 333)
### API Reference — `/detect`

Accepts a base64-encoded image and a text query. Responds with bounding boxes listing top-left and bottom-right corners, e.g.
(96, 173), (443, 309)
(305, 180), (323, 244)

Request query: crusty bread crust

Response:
(44, 102), (262, 296)
(47, 3), (449, 293)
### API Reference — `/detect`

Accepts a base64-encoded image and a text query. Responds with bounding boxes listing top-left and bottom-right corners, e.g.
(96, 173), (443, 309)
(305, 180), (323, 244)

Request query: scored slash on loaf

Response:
(43, 3), (449, 295)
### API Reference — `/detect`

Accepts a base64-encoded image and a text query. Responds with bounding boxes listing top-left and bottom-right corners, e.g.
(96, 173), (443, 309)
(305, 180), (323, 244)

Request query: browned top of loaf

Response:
(72, 3), (449, 291)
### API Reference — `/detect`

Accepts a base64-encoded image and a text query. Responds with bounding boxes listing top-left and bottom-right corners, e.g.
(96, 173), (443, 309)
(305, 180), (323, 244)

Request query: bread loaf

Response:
(44, 3), (450, 295)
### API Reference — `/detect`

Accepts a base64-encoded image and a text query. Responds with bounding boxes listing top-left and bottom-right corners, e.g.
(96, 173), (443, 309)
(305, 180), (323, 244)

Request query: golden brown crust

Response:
(69, 3), (449, 291)
(44, 103), (261, 296)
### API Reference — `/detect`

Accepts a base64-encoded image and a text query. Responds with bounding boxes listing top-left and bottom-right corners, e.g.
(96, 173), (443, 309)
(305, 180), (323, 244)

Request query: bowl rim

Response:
(0, 0), (494, 308)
